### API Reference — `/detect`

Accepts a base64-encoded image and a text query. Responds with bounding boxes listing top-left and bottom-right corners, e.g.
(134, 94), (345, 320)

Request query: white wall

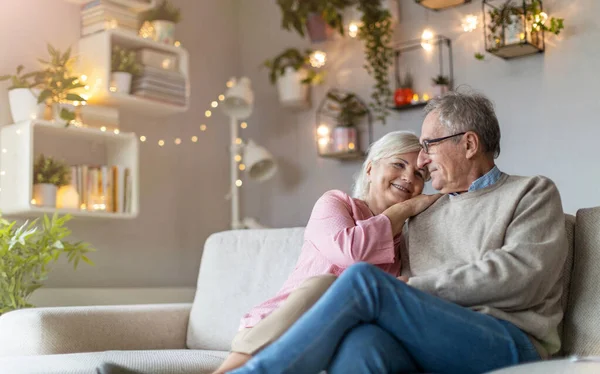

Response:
(0, 0), (239, 289)
(237, 0), (600, 229)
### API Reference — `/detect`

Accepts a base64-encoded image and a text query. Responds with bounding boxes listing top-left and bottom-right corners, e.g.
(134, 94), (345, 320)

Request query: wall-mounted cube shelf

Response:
(77, 29), (190, 116)
(414, 0), (471, 11)
(0, 120), (139, 219)
(65, 0), (156, 12)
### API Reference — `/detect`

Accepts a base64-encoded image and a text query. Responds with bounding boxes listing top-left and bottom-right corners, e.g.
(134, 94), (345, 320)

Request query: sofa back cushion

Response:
(187, 227), (305, 351)
(556, 214), (575, 355)
(563, 207), (600, 356)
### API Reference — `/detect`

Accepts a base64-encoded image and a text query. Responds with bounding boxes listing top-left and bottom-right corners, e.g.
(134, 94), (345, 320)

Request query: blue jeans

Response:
(229, 263), (541, 374)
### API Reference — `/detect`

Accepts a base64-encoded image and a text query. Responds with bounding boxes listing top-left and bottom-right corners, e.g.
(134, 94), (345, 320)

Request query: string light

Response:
(175, 138), (181, 145)
(174, 41), (181, 47)
(239, 164), (246, 171)
(235, 179), (243, 187)
(348, 21), (362, 38)
(114, 129), (120, 134)
(241, 122), (247, 129)
(235, 138), (242, 145)
(219, 94), (225, 101)
(80, 75), (88, 82)
(421, 29), (434, 51)
(226, 80), (234, 88)
(191, 136), (198, 142)
(100, 126), (106, 132)
(234, 155), (242, 162)
(140, 136), (146, 142)
(0, 171), (5, 176)
(158, 140), (165, 146)
(461, 15), (478, 32)
(309, 51), (327, 68)
(200, 124), (207, 131)
(205, 110), (212, 117)
(1, 149), (6, 153)
(317, 125), (330, 136)
(211, 101), (218, 108)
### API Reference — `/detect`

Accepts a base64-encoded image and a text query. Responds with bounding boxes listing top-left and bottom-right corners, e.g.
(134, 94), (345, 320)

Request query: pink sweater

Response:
(238, 189), (402, 330)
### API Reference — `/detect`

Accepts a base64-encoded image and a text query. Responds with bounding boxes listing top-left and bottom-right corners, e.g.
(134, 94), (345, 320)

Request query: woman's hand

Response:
(397, 275), (409, 283)
(383, 194), (443, 236)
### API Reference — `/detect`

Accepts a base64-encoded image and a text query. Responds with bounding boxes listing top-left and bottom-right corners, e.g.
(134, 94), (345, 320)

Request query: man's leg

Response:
(327, 324), (419, 374)
(214, 275), (336, 373)
(229, 262), (541, 374)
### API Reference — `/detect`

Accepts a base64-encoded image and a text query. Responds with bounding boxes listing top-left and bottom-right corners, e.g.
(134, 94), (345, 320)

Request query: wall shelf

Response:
(414, 0), (471, 11)
(77, 29), (190, 116)
(65, 0), (156, 12)
(390, 102), (428, 111)
(319, 151), (365, 160)
(0, 120), (139, 219)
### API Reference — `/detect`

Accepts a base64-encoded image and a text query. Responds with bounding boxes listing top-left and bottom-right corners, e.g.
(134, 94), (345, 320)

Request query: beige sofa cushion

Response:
(563, 207), (600, 355)
(0, 349), (227, 374)
(187, 228), (305, 351)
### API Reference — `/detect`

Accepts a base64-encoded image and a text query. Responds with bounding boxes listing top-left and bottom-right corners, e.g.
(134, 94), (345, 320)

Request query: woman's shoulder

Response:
(316, 189), (367, 211)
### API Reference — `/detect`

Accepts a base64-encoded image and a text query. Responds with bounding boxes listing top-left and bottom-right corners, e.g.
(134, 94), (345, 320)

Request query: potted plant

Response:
(276, 1), (394, 123)
(0, 65), (46, 123)
(277, 0), (345, 43)
(0, 213), (94, 314)
(431, 74), (451, 97)
(34, 44), (86, 126)
(263, 48), (325, 109)
(326, 91), (368, 153)
(394, 72), (413, 107)
(32, 154), (71, 208)
(140, 0), (181, 45)
(111, 46), (141, 93)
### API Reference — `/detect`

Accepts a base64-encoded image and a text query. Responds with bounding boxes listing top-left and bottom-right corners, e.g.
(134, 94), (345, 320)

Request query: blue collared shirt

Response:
(449, 165), (503, 195)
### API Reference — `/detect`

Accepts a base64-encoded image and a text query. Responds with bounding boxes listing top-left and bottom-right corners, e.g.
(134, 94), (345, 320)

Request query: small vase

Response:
(276, 66), (310, 109)
(306, 13), (334, 43)
(8, 88), (45, 123)
(32, 183), (57, 207)
(333, 126), (358, 153)
(151, 20), (175, 45)
(110, 72), (133, 93)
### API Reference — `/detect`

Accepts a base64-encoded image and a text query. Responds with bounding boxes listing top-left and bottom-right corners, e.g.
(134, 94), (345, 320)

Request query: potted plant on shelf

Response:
(394, 72), (413, 107)
(111, 46), (141, 93)
(263, 48), (325, 109)
(140, 0), (181, 45)
(326, 91), (368, 154)
(0, 65), (46, 123)
(34, 44), (86, 126)
(431, 74), (451, 97)
(275, 0), (394, 123)
(277, 0), (345, 43)
(0, 213), (94, 315)
(32, 154), (71, 208)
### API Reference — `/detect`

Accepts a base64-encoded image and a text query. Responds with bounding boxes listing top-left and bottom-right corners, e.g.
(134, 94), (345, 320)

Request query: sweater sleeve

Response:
(304, 190), (396, 268)
(408, 177), (568, 309)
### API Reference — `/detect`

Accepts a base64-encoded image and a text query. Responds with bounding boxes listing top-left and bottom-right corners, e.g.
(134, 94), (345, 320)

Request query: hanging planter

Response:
(482, 0), (564, 59)
(415, 0), (471, 11)
(263, 48), (324, 110)
(306, 13), (335, 43)
(431, 74), (451, 97)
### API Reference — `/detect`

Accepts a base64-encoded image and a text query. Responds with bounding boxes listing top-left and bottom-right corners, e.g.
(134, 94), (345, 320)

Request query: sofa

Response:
(0, 207), (598, 374)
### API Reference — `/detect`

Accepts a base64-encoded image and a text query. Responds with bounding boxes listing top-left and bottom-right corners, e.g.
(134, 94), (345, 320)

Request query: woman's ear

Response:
(366, 161), (373, 178)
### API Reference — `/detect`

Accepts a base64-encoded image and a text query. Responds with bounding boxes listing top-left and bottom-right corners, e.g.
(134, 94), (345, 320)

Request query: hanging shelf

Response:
(414, 0), (471, 11)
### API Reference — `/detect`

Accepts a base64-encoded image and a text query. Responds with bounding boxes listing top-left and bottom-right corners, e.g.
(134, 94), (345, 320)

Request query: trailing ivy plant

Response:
(263, 48), (325, 85)
(275, 0), (395, 124)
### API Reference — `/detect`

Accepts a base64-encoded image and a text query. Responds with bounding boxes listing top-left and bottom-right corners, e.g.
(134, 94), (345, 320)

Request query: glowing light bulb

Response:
(100, 126), (106, 132)
(421, 29), (434, 51)
(140, 136), (147, 142)
(235, 179), (243, 187)
(235, 138), (242, 145)
(317, 125), (330, 137)
(175, 138), (182, 145)
(205, 110), (212, 117)
(348, 142), (355, 150)
(191, 136), (198, 142)
(31, 199), (37, 205)
(219, 94), (225, 101)
(318, 138), (329, 146)
(239, 164), (246, 171)
(348, 21), (361, 38)
(226, 80), (234, 88)
(234, 155), (242, 162)
(309, 51), (327, 68)
(1, 149), (6, 153)
(211, 101), (218, 108)
(241, 122), (247, 129)
(158, 140), (165, 146)
(200, 124), (207, 131)
(114, 129), (120, 134)
(174, 41), (181, 47)
(462, 14), (478, 32)
(422, 93), (430, 101)
(80, 75), (88, 82)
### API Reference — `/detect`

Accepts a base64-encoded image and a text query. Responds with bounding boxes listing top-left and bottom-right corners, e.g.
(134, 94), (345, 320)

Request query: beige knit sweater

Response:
(403, 173), (568, 358)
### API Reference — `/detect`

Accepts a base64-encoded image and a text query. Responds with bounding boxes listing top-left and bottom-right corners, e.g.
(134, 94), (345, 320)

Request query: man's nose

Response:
(417, 149), (429, 169)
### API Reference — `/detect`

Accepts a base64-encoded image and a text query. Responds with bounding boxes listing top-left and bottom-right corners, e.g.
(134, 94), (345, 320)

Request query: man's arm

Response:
(407, 177), (568, 309)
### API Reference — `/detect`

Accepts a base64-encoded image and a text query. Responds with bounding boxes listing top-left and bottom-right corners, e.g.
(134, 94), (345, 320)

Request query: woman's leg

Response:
(213, 275), (336, 373)
(327, 323), (419, 374)
(229, 262), (541, 374)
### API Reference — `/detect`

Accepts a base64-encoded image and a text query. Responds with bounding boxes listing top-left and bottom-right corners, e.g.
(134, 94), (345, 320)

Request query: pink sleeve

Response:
(304, 191), (396, 267)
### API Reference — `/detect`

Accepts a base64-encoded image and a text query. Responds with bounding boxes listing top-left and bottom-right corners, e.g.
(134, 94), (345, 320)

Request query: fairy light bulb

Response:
(219, 94), (225, 101)
(175, 138), (181, 145)
(114, 129), (120, 134)
(317, 125), (330, 137)
(100, 126), (106, 132)
(200, 124), (207, 131)
(140, 136), (147, 142)
(234, 155), (242, 162)
(309, 50), (327, 68)
(462, 14), (478, 32)
(191, 136), (198, 142)
(211, 101), (218, 108)
(158, 140), (165, 146)
(421, 29), (434, 51)
(235, 179), (243, 187)
(235, 138), (242, 145)
(348, 21), (361, 38)
(241, 122), (248, 129)
(205, 110), (212, 118)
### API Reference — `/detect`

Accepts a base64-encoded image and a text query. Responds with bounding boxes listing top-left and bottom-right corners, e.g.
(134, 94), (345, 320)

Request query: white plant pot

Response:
(32, 183), (57, 207)
(8, 88), (45, 123)
(276, 67), (310, 109)
(56, 185), (80, 209)
(432, 84), (449, 97)
(151, 20), (175, 45)
(110, 72), (133, 94)
(333, 127), (358, 153)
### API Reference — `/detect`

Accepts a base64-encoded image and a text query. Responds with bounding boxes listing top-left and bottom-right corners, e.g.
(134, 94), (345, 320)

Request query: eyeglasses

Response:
(420, 132), (466, 154)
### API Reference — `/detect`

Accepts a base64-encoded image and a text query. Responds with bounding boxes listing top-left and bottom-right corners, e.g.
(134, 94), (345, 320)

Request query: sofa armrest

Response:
(0, 303), (192, 357)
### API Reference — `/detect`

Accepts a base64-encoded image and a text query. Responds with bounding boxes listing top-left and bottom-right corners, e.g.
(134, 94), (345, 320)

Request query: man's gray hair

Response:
(352, 131), (424, 200)
(423, 89), (501, 158)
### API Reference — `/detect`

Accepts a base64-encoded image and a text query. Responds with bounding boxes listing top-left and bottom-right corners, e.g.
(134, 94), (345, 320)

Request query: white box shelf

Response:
(0, 120), (139, 219)
(66, 0), (156, 13)
(77, 29), (190, 116)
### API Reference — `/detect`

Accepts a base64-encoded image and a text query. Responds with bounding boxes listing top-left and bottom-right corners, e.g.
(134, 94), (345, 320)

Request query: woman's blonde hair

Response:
(352, 131), (424, 200)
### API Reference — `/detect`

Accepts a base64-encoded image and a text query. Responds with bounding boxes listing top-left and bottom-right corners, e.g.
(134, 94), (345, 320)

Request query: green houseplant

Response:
(34, 44), (86, 125)
(141, 0), (181, 45)
(0, 213), (94, 314)
(32, 154), (71, 208)
(276, 0), (394, 123)
(264, 48), (325, 108)
(431, 74), (451, 97)
(0, 65), (46, 123)
(111, 46), (141, 94)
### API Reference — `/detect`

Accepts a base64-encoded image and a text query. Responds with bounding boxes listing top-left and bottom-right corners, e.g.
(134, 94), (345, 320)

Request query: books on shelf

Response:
(131, 65), (187, 106)
(71, 164), (133, 214)
(80, 0), (140, 37)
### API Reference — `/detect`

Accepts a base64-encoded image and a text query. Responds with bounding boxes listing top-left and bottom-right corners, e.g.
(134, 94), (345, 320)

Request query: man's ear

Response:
(464, 132), (480, 159)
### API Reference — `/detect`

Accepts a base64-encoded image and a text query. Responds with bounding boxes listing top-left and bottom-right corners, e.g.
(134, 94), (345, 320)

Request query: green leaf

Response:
(37, 89), (52, 104)
(66, 93), (85, 102)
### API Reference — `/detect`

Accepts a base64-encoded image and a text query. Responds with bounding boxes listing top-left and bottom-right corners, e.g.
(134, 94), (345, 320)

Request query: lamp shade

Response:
(222, 77), (254, 119)
(244, 139), (277, 182)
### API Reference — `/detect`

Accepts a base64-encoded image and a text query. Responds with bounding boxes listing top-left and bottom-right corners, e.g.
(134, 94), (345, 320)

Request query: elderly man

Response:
(228, 90), (568, 374)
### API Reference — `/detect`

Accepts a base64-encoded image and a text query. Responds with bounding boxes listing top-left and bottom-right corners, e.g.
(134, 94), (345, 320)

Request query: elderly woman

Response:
(213, 131), (440, 373)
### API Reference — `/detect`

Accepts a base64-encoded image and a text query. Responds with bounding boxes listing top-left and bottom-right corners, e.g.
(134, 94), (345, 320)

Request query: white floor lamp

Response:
(221, 77), (278, 229)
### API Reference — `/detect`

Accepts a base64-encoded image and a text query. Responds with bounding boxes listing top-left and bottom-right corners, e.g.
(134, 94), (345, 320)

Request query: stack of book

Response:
(131, 48), (187, 106)
(80, 0), (140, 37)
(70, 164), (133, 214)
